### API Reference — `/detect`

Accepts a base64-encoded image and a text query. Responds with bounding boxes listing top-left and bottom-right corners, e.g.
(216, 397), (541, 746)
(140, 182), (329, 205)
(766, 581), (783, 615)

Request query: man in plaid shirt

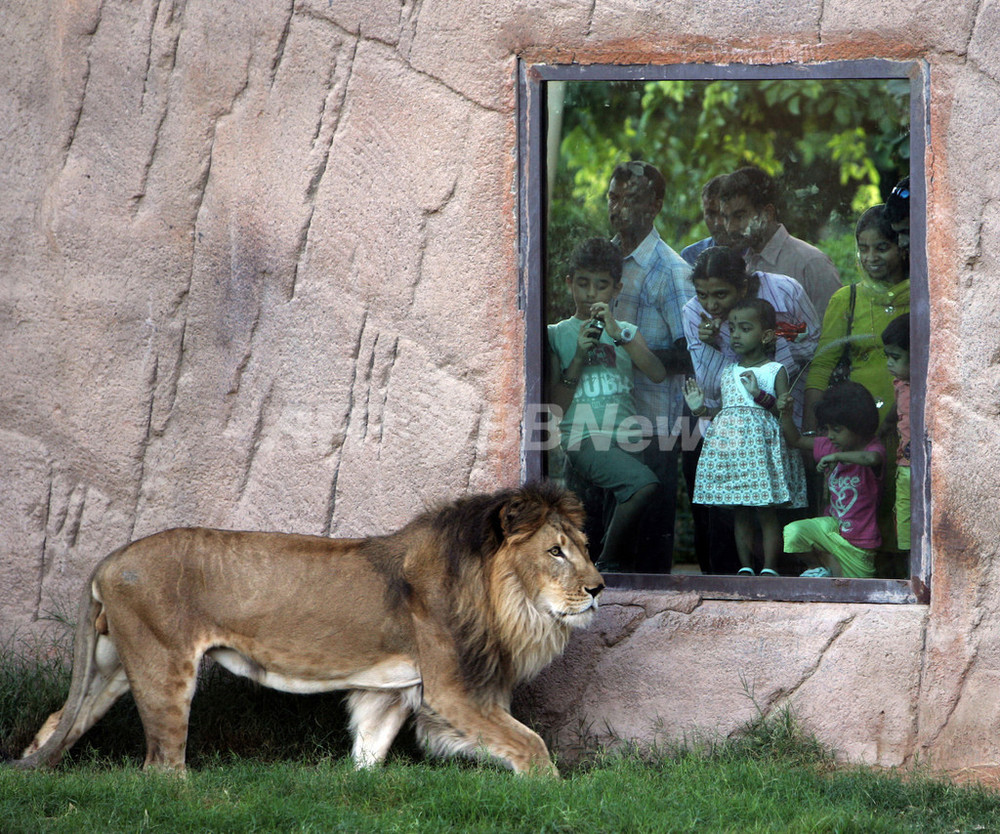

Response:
(607, 161), (695, 572)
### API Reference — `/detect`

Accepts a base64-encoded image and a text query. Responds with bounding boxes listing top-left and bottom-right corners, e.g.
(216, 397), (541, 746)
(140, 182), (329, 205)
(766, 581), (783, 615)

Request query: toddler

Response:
(779, 382), (885, 578)
(683, 298), (807, 576)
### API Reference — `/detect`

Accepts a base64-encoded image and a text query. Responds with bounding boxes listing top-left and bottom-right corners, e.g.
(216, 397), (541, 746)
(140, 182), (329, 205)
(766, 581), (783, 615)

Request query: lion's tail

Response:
(9, 575), (111, 769)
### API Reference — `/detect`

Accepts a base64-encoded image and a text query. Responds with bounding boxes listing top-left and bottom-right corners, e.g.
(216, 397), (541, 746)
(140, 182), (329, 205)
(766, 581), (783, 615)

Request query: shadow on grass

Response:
(0, 629), (426, 769)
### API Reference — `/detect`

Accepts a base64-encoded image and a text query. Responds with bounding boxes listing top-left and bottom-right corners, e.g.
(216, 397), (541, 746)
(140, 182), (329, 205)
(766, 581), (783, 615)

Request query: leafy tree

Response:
(546, 78), (910, 321)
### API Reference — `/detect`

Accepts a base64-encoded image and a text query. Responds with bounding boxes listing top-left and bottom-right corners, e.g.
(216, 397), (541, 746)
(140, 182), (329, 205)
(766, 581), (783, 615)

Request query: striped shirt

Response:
(612, 228), (694, 436)
(682, 271), (820, 422)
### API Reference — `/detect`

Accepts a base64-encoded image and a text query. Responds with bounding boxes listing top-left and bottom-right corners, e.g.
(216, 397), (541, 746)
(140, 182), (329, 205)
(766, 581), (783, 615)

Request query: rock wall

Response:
(3, 0), (1000, 772)
(0, 0), (523, 637)
(518, 591), (928, 766)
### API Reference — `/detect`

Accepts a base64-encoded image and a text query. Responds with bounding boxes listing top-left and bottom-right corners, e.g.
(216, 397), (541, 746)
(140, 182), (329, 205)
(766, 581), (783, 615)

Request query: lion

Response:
(13, 482), (603, 776)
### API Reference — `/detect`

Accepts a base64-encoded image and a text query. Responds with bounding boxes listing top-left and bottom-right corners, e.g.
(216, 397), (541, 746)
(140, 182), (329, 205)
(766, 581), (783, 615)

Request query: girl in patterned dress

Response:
(683, 299), (808, 576)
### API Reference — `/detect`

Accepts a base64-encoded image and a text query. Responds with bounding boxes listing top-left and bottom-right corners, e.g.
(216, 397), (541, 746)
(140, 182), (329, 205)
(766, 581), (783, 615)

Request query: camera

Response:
(587, 318), (605, 335)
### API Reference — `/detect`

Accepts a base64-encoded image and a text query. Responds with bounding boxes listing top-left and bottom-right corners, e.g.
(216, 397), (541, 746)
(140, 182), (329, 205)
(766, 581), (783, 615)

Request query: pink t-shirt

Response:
(814, 436), (885, 550)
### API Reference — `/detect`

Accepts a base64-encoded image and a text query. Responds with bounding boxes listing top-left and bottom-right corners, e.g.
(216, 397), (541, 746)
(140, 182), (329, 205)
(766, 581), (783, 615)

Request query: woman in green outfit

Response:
(803, 203), (909, 559)
(804, 204), (909, 427)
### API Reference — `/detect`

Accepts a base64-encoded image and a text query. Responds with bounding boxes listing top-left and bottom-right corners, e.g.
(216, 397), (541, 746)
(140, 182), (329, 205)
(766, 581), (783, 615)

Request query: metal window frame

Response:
(518, 58), (930, 605)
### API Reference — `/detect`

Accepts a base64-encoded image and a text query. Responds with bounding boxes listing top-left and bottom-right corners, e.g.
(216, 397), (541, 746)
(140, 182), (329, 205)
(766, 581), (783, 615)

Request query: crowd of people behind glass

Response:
(546, 163), (912, 579)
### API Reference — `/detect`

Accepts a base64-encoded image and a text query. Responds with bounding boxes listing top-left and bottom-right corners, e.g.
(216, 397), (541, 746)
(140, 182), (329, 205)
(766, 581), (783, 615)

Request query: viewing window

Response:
(519, 61), (929, 604)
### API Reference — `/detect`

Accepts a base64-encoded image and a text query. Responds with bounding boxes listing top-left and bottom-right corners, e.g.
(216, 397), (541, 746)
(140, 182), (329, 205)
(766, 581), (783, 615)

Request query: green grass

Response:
(5, 747), (1000, 833)
(5, 636), (1000, 832)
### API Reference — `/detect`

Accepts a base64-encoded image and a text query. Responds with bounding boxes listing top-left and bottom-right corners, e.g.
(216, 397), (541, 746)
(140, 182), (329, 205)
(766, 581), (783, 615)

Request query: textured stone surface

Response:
(518, 594), (927, 765)
(2, 0), (1000, 773)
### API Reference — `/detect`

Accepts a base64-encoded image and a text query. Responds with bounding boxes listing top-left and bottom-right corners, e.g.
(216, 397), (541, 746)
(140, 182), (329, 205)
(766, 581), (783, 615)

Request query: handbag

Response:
(827, 283), (857, 386)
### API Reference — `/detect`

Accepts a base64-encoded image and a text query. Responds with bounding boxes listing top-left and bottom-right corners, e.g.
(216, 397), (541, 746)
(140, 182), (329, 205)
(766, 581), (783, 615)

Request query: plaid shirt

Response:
(612, 228), (694, 435)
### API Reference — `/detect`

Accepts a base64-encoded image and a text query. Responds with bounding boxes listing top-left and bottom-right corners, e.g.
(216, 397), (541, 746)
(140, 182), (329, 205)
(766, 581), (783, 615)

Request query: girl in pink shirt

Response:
(777, 382), (885, 578)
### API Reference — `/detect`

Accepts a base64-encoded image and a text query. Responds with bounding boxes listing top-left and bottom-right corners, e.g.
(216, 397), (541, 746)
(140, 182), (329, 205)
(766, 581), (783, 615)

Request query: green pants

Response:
(783, 516), (876, 578)
(895, 465), (911, 550)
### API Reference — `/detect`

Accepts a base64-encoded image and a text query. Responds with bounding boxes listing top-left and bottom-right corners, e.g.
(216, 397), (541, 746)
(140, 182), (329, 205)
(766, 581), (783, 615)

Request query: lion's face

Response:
(516, 519), (604, 627)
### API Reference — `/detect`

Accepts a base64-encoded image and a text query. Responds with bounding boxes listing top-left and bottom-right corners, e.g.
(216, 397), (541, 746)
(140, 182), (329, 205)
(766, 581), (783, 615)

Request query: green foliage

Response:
(0, 629), (74, 758)
(546, 77), (910, 318)
(823, 229), (866, 288)
(6, 714), (1000, 832)
(715, 705), (832, 768)
(9, 650), (997, 833)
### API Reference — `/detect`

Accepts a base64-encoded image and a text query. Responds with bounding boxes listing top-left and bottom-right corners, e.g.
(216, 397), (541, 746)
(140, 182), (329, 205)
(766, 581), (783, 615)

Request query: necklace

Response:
(866, 278), (905, 315)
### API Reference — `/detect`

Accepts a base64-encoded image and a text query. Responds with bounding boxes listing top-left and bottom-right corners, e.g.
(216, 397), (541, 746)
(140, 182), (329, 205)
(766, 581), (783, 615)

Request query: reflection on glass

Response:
(542, 78), (911, 579)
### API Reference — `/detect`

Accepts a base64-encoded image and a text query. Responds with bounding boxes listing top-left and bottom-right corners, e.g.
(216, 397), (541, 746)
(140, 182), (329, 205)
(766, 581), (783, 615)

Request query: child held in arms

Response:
(547, 238), (666, 572)
(778, 382), (885, 578)
(881, 314), (912, 553)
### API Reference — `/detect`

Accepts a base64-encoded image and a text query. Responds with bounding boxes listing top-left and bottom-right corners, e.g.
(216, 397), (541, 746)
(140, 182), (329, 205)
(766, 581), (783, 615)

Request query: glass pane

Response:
(538, 74), (916, 587)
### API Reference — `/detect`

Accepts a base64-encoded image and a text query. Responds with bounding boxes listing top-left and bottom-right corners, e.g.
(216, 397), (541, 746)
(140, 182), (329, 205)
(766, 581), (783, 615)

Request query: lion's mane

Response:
(402, 482), (590, 757)
(430, 482), (587, 690)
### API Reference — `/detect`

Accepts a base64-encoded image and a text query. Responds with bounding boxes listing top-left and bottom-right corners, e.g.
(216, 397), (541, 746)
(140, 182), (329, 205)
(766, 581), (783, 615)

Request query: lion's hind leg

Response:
(21, 636), (130, 761)
(110, 628), (203, 773)
(347, 686), (420, 768)
(20, 710), (64, 759)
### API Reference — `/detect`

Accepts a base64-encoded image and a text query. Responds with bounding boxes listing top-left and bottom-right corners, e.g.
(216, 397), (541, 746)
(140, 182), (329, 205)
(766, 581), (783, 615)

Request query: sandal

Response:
(737, 567), (755, 576)
(760, 568), (779, 577)
(800, 567), (832, 578)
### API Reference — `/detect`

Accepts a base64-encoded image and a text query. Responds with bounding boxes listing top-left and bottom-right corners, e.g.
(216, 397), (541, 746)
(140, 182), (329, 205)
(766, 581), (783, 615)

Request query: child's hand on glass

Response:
(683, 378), (705, 413)
(738, 370), (761, 397)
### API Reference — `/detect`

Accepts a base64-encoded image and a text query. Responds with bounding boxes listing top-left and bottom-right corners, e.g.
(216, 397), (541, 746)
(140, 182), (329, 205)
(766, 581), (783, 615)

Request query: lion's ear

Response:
(498, 491), (547, 543)
(498, 497), (527, 539)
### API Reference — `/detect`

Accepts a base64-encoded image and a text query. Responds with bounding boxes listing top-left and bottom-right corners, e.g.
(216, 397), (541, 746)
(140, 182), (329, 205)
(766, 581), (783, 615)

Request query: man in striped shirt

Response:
(606, 161), (695, 572)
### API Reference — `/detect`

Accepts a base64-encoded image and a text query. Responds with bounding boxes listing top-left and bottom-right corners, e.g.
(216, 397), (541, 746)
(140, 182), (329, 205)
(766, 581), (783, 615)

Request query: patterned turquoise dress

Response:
(693, 361), (808, 508)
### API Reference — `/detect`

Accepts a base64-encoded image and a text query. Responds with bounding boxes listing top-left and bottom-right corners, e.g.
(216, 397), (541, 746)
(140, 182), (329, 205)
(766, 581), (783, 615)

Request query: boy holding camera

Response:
(547, 238), (666, 570)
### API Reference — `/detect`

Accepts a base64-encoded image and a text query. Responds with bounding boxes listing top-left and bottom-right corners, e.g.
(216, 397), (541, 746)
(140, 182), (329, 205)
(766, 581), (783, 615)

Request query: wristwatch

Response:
(613, 326), (635, 346)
